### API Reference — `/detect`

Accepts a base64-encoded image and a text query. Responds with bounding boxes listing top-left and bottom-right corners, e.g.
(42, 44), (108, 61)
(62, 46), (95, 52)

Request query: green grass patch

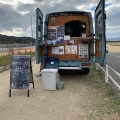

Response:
(91, 67), (120, 115)
(19, 51), (36, 56)
(107, 41), (120, 46)
(0, 55), (11, 67)
(0, 52), (35, 67)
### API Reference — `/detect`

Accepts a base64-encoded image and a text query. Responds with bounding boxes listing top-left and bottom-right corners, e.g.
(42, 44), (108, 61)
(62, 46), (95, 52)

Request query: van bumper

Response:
(59, 67), (82, 70)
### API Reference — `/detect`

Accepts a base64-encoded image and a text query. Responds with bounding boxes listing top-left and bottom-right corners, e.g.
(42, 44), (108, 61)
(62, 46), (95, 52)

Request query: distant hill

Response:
(0, 34), (36, 43)
(0, 34), (120, 43)
(106, 37), (120, 41)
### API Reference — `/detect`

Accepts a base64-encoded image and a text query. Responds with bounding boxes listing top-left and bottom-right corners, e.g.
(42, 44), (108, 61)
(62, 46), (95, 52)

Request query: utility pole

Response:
(30, 16), (33, 46)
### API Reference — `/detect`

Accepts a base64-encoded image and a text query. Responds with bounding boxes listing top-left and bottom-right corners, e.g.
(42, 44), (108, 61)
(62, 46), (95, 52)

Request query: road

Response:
(106, 53), (120, 73)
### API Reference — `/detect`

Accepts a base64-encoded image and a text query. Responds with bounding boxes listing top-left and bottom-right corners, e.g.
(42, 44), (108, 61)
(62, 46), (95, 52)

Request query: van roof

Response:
(45, 11), (92, 22)
(46, 11), (90, 17)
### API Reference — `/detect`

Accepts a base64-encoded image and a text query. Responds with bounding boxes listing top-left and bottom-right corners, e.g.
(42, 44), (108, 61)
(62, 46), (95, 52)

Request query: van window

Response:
(65, 20), (86, 37)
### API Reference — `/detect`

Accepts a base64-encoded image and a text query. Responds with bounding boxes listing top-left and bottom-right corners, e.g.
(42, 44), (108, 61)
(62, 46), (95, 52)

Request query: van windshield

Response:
(65, 20), (86, 37)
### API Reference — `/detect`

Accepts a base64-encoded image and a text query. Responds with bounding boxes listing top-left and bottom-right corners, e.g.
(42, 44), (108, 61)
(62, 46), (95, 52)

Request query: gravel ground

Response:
(0, 60), (119, 120)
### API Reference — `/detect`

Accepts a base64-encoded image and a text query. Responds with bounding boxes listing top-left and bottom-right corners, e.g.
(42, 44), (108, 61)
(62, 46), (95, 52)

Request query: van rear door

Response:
(36, 8), (43, 64)
(95, 0), (106, 66)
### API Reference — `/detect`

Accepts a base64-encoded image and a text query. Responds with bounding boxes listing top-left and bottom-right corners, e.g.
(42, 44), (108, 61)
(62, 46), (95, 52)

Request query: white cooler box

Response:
(41, 69), (58, 90)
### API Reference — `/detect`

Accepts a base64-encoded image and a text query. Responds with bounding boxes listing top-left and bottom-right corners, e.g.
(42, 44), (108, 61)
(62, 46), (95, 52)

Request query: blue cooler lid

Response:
(44, 57), (59, 69)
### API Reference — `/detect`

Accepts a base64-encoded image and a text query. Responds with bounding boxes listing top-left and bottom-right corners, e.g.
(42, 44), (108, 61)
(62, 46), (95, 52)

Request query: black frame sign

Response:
(9, 55), (34, 97)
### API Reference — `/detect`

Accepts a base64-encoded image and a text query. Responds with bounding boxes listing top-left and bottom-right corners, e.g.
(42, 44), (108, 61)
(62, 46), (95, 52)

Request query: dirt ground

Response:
(0, 43), (120, 120)
(0, 59), (119, 120)
(106, 43), (120, 53)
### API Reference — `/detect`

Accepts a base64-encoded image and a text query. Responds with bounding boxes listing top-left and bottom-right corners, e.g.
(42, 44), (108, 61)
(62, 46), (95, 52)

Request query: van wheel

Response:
(81, 68), (90, 74)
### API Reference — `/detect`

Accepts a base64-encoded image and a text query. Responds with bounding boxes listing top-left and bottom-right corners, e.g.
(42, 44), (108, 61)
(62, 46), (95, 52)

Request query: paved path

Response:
(106, 53), (120, 73)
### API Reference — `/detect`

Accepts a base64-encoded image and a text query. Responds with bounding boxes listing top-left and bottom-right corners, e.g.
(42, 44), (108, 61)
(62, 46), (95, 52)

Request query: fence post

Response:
(105, 65), (108, 83)
(96, 63), (99, 70)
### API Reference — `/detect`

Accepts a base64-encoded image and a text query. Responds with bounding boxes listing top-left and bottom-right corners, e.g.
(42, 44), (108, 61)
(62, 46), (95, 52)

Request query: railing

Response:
(95, 63), (120, 92)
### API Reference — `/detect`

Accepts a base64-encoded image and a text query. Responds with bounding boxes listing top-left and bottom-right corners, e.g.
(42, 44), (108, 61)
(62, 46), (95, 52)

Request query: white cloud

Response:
(0, 0), (35, 4)
(0, 0), (120, 39)
(105, 2), (120, 38)
(18, 11), (30, 15)
(106, 0), (120, 4)
(76, 5), (86, 11)
(0, 28), (24, 36)
(106, 2), (120, 15)
(106, 27), (120, 38)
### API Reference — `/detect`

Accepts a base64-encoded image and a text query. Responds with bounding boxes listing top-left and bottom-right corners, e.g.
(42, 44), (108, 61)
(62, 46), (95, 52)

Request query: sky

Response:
(0, 0), (120, 39)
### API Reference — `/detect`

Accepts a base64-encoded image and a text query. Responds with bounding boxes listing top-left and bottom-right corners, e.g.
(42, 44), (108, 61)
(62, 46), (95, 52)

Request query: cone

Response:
(18, 48), (20, 54)
(11, 49), (14, 54)
(25, 49), (27, 53)
(30, 48), (32, 52)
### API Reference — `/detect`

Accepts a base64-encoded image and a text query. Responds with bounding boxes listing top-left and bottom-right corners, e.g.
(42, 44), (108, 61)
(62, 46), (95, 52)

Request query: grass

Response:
(0, 52), (35, 67)
(0, 55), (11, 67)
(24, 51), (35, 56)
(91, 67), (120, 115)
(107, 41), (120, 46)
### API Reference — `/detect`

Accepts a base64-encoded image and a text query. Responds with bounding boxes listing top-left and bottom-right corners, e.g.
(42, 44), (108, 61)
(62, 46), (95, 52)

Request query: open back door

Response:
(36, 8), (43, 64)
(95, 0), (106, 66)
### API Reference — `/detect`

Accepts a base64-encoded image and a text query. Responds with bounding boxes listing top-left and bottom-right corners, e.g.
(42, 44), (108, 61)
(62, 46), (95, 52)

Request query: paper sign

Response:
(59, 46), (64, 54)
(65, 46), (71, 54)
(57, 26), (64, 37)
(48, 26), (57, 39)
(71, 45), (77, 54)
(68, 40), (75, 45)
(64, 35), (70, 40)
(52, 47), (59, 54)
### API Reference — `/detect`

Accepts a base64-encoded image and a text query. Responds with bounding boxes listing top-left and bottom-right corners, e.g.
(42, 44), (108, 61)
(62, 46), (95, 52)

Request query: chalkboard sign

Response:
(9, 55), (34, 97)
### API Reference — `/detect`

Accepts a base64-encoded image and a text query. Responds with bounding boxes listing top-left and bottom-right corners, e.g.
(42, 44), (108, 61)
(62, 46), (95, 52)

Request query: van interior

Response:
(65, 20), (86, 37)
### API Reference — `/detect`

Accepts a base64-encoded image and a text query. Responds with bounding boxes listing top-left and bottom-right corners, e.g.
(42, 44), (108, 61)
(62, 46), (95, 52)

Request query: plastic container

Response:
(41, 69), (58, 90)
(56, 81), (64, 90)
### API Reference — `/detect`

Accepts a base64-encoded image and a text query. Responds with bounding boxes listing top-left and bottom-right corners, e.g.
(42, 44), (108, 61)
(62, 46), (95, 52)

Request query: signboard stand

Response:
(29, 58), (35, 89)
(9, 55), (34, 97)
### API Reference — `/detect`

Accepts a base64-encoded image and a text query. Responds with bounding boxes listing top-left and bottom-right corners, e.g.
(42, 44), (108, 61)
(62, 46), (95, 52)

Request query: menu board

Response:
(48, 26), (64, 40)
(57, 26), (64, 37)
(48, 26), (57, 39)
(10, 55), (31, 89)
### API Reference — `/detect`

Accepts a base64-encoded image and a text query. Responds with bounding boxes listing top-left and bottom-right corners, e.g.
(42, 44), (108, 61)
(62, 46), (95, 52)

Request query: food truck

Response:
(36, 0), (106, 74)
